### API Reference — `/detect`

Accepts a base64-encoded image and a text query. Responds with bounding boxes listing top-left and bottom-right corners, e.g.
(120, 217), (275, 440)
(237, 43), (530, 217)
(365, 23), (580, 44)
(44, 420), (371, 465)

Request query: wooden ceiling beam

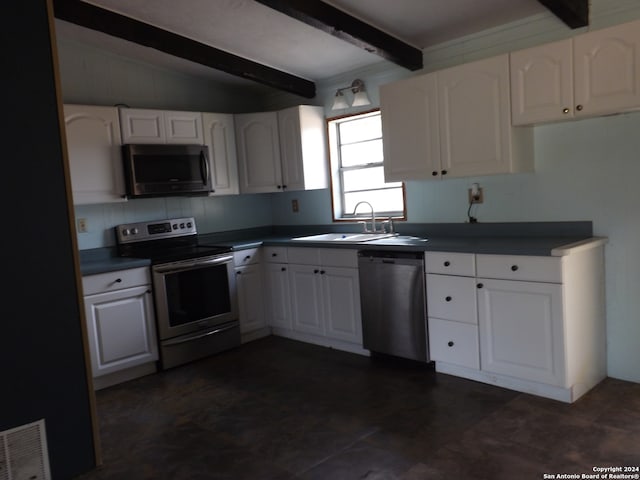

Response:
(538, 0), (589, 29)
(254, 0), (423, 71)
(52, 0), (316, 98)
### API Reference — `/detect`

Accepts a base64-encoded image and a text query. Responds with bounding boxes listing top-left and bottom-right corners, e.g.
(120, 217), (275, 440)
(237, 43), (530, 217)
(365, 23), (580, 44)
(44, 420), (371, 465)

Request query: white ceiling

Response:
(55, 0), (549, 91)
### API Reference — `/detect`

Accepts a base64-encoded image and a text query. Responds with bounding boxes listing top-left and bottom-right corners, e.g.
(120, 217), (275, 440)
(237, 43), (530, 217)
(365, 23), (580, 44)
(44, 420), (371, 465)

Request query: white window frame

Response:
(327, 109), (406, 222)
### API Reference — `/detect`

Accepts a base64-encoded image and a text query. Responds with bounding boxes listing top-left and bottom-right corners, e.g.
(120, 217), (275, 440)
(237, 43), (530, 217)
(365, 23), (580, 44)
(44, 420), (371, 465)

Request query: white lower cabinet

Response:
(425, 245), (606, 403)
(477, 278), (564, 385)
(234, 249), (268, 342)
(267, 247), (364, 354)
(82, 267), (158, 389)
(263, 250), (292, 330)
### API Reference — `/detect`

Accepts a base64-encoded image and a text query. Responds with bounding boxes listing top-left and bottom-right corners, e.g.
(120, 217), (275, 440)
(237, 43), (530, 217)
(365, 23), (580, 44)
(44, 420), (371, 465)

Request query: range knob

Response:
(172, 223), (178, 230)
(187, 222), (192, 228)
(122, 228), (130, 236)
(131, 228), (139, 235)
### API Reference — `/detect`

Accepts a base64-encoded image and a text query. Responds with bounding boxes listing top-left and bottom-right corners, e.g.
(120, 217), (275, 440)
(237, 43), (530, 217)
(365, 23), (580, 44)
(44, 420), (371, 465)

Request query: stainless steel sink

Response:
(291, 232), (398, 243)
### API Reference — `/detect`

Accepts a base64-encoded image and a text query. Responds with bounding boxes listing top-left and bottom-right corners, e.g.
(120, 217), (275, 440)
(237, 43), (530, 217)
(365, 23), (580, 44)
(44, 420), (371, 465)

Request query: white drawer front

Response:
(476, 254), (562, 283)
(82, 267), (150, 295)
(426, 274), (477, 324)
(263, 246), (288, 263)
(320, 248), (358, 268)
(425, 252), (475, 276)
(428, 318), (479, 369)
(233, 248), (262, 266)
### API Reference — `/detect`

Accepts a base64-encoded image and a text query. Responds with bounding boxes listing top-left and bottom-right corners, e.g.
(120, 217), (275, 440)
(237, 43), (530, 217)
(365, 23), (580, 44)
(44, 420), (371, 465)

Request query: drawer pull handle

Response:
(477, 283), (484, 289)
(320, 270), (326, 275)
(511, 265), (519, 272)
(445, 296), (452, 302)
(272, 253), (278, 257)
(114, 278), (122, 283)
(281, 267), (287, 272)
(314, 269), (319, 274)
(444, 261), (450, 267)
(447, 341), (454, 347)
(244, 255), (251, 260)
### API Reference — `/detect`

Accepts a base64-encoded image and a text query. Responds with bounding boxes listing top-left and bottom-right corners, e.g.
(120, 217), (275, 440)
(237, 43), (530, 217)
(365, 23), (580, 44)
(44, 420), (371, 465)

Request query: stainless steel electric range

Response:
(116, 217), (239, 369)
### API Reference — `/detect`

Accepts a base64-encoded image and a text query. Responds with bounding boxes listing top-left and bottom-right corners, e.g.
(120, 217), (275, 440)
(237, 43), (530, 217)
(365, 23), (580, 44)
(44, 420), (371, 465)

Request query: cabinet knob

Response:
(562, 107), (570, 114)
(244, 255), (251, 260)
(277, 185), (282, 189)
(432, 171), (438, 176)
(114, 278), (122, 283)
(314, 269), (319, 274)
(320, 270), (326, 275)
(281, 267), (286, 272)
(477, 283), (484, 289)
(445, 296), (452, 302)
(447, 341), (454, 347)
(511, 265), (519, 272)
(272, 253), (278, 257)
(576, 104), (583, 111)
(444, 261), (450, 267)
(282, 185), (287, 190)
(236, 271), (242, 275)
(441, 170), (448, 175)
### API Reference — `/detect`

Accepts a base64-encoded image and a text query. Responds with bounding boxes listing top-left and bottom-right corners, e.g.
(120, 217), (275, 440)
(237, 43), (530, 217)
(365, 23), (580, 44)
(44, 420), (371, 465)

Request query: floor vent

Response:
(0, 420), (51, 480)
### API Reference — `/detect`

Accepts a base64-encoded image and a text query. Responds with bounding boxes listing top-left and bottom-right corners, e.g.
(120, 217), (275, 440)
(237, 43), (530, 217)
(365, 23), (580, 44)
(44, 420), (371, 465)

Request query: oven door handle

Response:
(162, 322), (238, 346)
(153, 254), (233, 274)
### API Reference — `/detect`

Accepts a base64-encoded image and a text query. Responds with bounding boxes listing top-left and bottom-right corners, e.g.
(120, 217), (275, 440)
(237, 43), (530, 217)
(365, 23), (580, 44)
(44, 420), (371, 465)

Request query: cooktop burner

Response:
(115, 217), (232, 263)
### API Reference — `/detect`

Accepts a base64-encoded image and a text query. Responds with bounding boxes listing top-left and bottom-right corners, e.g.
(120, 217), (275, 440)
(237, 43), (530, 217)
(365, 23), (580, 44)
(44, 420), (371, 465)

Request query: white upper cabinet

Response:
(235, 106), (328, 194)
(380, 54), (532, 181)
(510, 39), (574, 125)
(438, 54), (532, 177)
(119, 108), (204, 144)
(202, 112), (239, 196)
(63, 104), (127, 205)
(380, 73), (440, 181)
(278, 105), (329, 191)
(235, 111), (282, 193)
(574, 19), (640, 117)
(511, 18), (640, 125)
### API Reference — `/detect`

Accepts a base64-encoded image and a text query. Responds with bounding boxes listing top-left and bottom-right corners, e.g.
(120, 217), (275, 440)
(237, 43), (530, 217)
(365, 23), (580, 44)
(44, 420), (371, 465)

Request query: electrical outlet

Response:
(77, 218), (88, 233)
(292, 199), (299, 213)
(468, 187), (484, 204)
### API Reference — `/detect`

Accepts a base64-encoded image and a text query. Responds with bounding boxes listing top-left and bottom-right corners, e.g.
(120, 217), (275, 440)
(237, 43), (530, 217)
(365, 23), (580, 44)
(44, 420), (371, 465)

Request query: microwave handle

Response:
(200, 150), (209, 187)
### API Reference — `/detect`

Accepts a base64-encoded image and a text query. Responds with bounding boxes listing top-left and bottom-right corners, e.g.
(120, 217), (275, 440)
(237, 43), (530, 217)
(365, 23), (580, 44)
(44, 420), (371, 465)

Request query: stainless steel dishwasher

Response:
(358, 250), (429, 362)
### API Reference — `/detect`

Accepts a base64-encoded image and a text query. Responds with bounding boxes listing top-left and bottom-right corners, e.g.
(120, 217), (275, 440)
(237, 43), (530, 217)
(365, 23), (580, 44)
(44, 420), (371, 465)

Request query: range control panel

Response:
(116, 217), (197, 244)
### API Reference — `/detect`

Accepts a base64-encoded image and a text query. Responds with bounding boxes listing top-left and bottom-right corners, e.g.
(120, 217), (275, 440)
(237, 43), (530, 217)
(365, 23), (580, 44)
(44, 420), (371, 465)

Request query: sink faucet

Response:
(352, 201), (383, 233)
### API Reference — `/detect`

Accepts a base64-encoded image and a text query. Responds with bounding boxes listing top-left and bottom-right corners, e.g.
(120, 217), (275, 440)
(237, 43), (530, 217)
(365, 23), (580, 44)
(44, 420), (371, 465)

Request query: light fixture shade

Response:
(351, 90), (371, 107)
(331, 91), (349, 110)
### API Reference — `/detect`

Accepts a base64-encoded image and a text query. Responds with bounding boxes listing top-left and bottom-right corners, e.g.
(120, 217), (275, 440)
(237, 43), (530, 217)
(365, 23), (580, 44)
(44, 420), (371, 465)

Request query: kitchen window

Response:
(327, 110), (406, 222)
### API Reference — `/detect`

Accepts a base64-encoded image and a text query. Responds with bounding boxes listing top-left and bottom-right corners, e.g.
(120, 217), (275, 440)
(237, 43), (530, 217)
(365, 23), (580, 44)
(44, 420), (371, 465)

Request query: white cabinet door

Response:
(278, 105), (328, 191)
(574, 19), (640, 117)
(510, 39), (574, 125)
(84, 285), (157, 377)
(64, 104), (126, 205)
(322, 267), (362, 344)
(164, 110), (204, 144)
(380, 73), (441, 181)
(235, 112), (282, 193)
(120, 108), (204, 144)
(264, 263), (292, 330)
(288, 264), (324, 336)
(119, 108), (165, 144)
(235, 263), (266, 334)
(202, 112), (239, 196)
(477, 278), (565, 386)
(438, 54), (516, 177)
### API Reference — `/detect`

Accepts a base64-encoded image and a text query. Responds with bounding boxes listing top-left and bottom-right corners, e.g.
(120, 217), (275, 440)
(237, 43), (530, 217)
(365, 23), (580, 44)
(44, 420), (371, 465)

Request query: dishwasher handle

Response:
(358, 250), (424, 265)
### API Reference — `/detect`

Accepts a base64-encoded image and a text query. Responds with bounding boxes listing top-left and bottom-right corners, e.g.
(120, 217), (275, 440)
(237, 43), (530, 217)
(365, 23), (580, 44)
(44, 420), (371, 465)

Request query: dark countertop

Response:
(80, 222), (606, 275)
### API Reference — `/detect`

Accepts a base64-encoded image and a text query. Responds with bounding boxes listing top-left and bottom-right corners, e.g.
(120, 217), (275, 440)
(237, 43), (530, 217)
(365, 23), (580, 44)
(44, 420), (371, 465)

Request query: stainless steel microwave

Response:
(122, 144), (211, 198)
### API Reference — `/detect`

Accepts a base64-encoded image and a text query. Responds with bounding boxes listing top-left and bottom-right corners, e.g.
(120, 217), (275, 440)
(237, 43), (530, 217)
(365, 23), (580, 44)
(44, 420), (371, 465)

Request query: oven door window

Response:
(164, 264), (231, 327)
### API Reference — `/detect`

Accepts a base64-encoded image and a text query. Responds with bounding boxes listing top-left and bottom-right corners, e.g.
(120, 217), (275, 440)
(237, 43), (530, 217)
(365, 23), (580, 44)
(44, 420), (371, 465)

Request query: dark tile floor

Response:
(75, 336), (640, 480)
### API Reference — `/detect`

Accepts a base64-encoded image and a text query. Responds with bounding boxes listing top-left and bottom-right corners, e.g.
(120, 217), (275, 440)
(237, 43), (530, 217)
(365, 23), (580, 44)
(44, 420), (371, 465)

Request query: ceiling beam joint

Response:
(254, 0), (423, 71)
(538, 0), (589, 29)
